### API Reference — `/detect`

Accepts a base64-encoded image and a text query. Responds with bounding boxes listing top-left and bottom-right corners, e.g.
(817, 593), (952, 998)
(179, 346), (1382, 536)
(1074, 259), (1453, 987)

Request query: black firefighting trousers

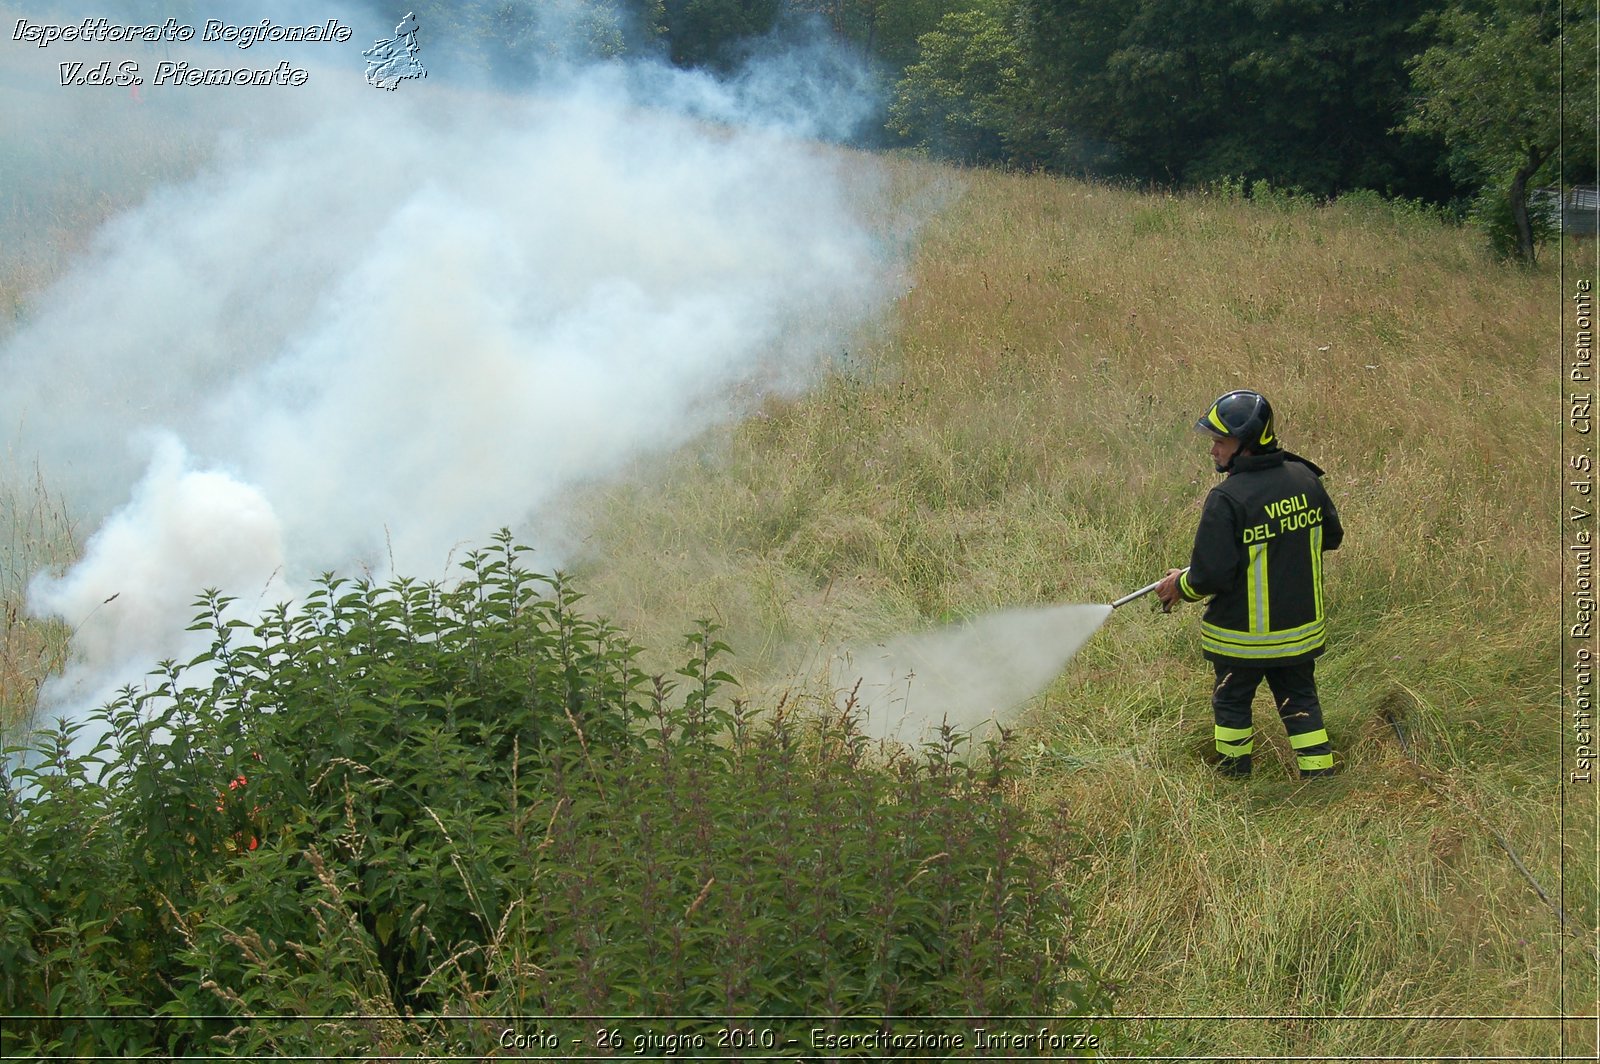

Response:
(1211, 660), (1334, 777)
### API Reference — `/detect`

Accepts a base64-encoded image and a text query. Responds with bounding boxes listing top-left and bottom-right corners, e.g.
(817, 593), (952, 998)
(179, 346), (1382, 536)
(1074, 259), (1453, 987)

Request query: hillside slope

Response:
(1, 111), (1590, 1053)
(573, 163), (1593, 1057)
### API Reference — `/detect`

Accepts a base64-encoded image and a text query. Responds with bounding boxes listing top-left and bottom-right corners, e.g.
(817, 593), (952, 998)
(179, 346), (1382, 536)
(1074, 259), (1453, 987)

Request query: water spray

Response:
(833, 567), (1192, 748)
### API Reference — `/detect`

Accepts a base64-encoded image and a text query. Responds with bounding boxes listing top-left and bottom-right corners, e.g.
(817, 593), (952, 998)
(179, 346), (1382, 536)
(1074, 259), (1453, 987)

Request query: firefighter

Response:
(1155, 390), (1343, 778)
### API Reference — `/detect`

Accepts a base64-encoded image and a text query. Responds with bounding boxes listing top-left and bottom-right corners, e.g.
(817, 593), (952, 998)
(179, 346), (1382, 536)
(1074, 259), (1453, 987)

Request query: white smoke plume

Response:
(27, 435), (292, 714)
(2, 6), (910, 744)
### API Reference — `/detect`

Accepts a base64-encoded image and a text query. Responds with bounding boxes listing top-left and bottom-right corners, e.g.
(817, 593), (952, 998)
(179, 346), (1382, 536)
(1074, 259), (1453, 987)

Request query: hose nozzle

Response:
(1111, 567), (1189, 609)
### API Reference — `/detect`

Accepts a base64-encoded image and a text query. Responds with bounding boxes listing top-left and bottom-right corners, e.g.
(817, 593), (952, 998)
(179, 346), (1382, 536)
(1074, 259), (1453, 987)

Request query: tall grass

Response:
(573, 163), (1592, 1055)
(0, 468), (74, 732)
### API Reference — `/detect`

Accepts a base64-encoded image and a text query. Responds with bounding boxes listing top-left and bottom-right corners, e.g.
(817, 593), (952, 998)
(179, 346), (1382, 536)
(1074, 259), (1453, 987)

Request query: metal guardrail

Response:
(1534, 185), (1600, 233)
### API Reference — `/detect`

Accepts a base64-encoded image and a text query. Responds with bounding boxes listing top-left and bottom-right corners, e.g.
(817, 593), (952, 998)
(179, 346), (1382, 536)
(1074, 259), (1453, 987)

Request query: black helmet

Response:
(1195, 389), (1278, 453)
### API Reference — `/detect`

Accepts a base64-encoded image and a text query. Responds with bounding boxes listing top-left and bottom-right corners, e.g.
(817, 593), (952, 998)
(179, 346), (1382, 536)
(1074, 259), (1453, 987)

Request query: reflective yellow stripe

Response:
(1202, 628), (1327, 658)
(1215, 724), (1254, 756)
(1310, 524), (1324, 621)
(1179, 570), (1201, 601)
(1207, 406), (1229, 434)
(1289, 728), (1330, 750)
(1247, 542), (1269, 633)
(1203, 616), (1325, 644)
(1297, 752), (1334, 771)
(1202, 617), (1325, 648)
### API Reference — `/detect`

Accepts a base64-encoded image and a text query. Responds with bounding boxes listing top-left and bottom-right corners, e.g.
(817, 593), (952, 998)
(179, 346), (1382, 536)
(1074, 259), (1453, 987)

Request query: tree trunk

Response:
(1508, 146), (1549, 265)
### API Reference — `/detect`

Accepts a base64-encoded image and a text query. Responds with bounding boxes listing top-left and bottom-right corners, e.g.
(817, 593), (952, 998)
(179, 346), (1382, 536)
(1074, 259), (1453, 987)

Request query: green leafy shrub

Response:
(1469, 179), (1557, 262)
(1333, 187), (1461, 229)
(1, 532), (1105, 1056)
(889, 7), (1025, 165)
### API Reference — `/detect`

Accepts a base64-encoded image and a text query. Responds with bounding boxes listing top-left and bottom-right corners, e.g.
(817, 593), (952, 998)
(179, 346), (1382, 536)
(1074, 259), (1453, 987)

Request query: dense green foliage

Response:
(656, 0), (784, 69)
(378, 0), (1596, 257)
(1007, 0), (1455, 198)
(1402, 0), (1598, 261)
(887, 6), (1022, 163)
(0, 534), (1102, 1057)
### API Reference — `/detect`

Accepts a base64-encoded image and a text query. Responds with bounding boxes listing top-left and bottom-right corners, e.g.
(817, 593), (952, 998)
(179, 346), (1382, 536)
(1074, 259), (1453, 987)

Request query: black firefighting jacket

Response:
(1177, 450), (1343, 666)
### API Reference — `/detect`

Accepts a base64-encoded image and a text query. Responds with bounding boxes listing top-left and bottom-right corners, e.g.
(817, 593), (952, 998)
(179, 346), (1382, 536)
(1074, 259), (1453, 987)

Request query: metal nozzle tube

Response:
(1111, 567), (1189, 609)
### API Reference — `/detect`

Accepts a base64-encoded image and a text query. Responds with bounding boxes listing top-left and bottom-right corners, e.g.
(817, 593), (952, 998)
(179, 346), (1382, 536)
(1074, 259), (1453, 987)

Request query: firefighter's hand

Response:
(1154, 569), (1185, 612)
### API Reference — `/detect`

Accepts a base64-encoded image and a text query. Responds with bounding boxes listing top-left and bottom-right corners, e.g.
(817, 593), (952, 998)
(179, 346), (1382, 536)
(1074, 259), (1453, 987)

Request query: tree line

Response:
(407, 0), (1594, 262)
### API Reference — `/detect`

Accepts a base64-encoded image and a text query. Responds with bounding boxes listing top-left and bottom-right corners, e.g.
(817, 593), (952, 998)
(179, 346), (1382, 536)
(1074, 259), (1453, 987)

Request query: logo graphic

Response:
(364, 12), (425, 90)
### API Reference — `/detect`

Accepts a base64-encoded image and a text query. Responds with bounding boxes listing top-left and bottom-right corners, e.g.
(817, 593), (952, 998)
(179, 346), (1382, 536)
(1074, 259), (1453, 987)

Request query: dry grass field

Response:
(572, 162), (1592, 1057)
